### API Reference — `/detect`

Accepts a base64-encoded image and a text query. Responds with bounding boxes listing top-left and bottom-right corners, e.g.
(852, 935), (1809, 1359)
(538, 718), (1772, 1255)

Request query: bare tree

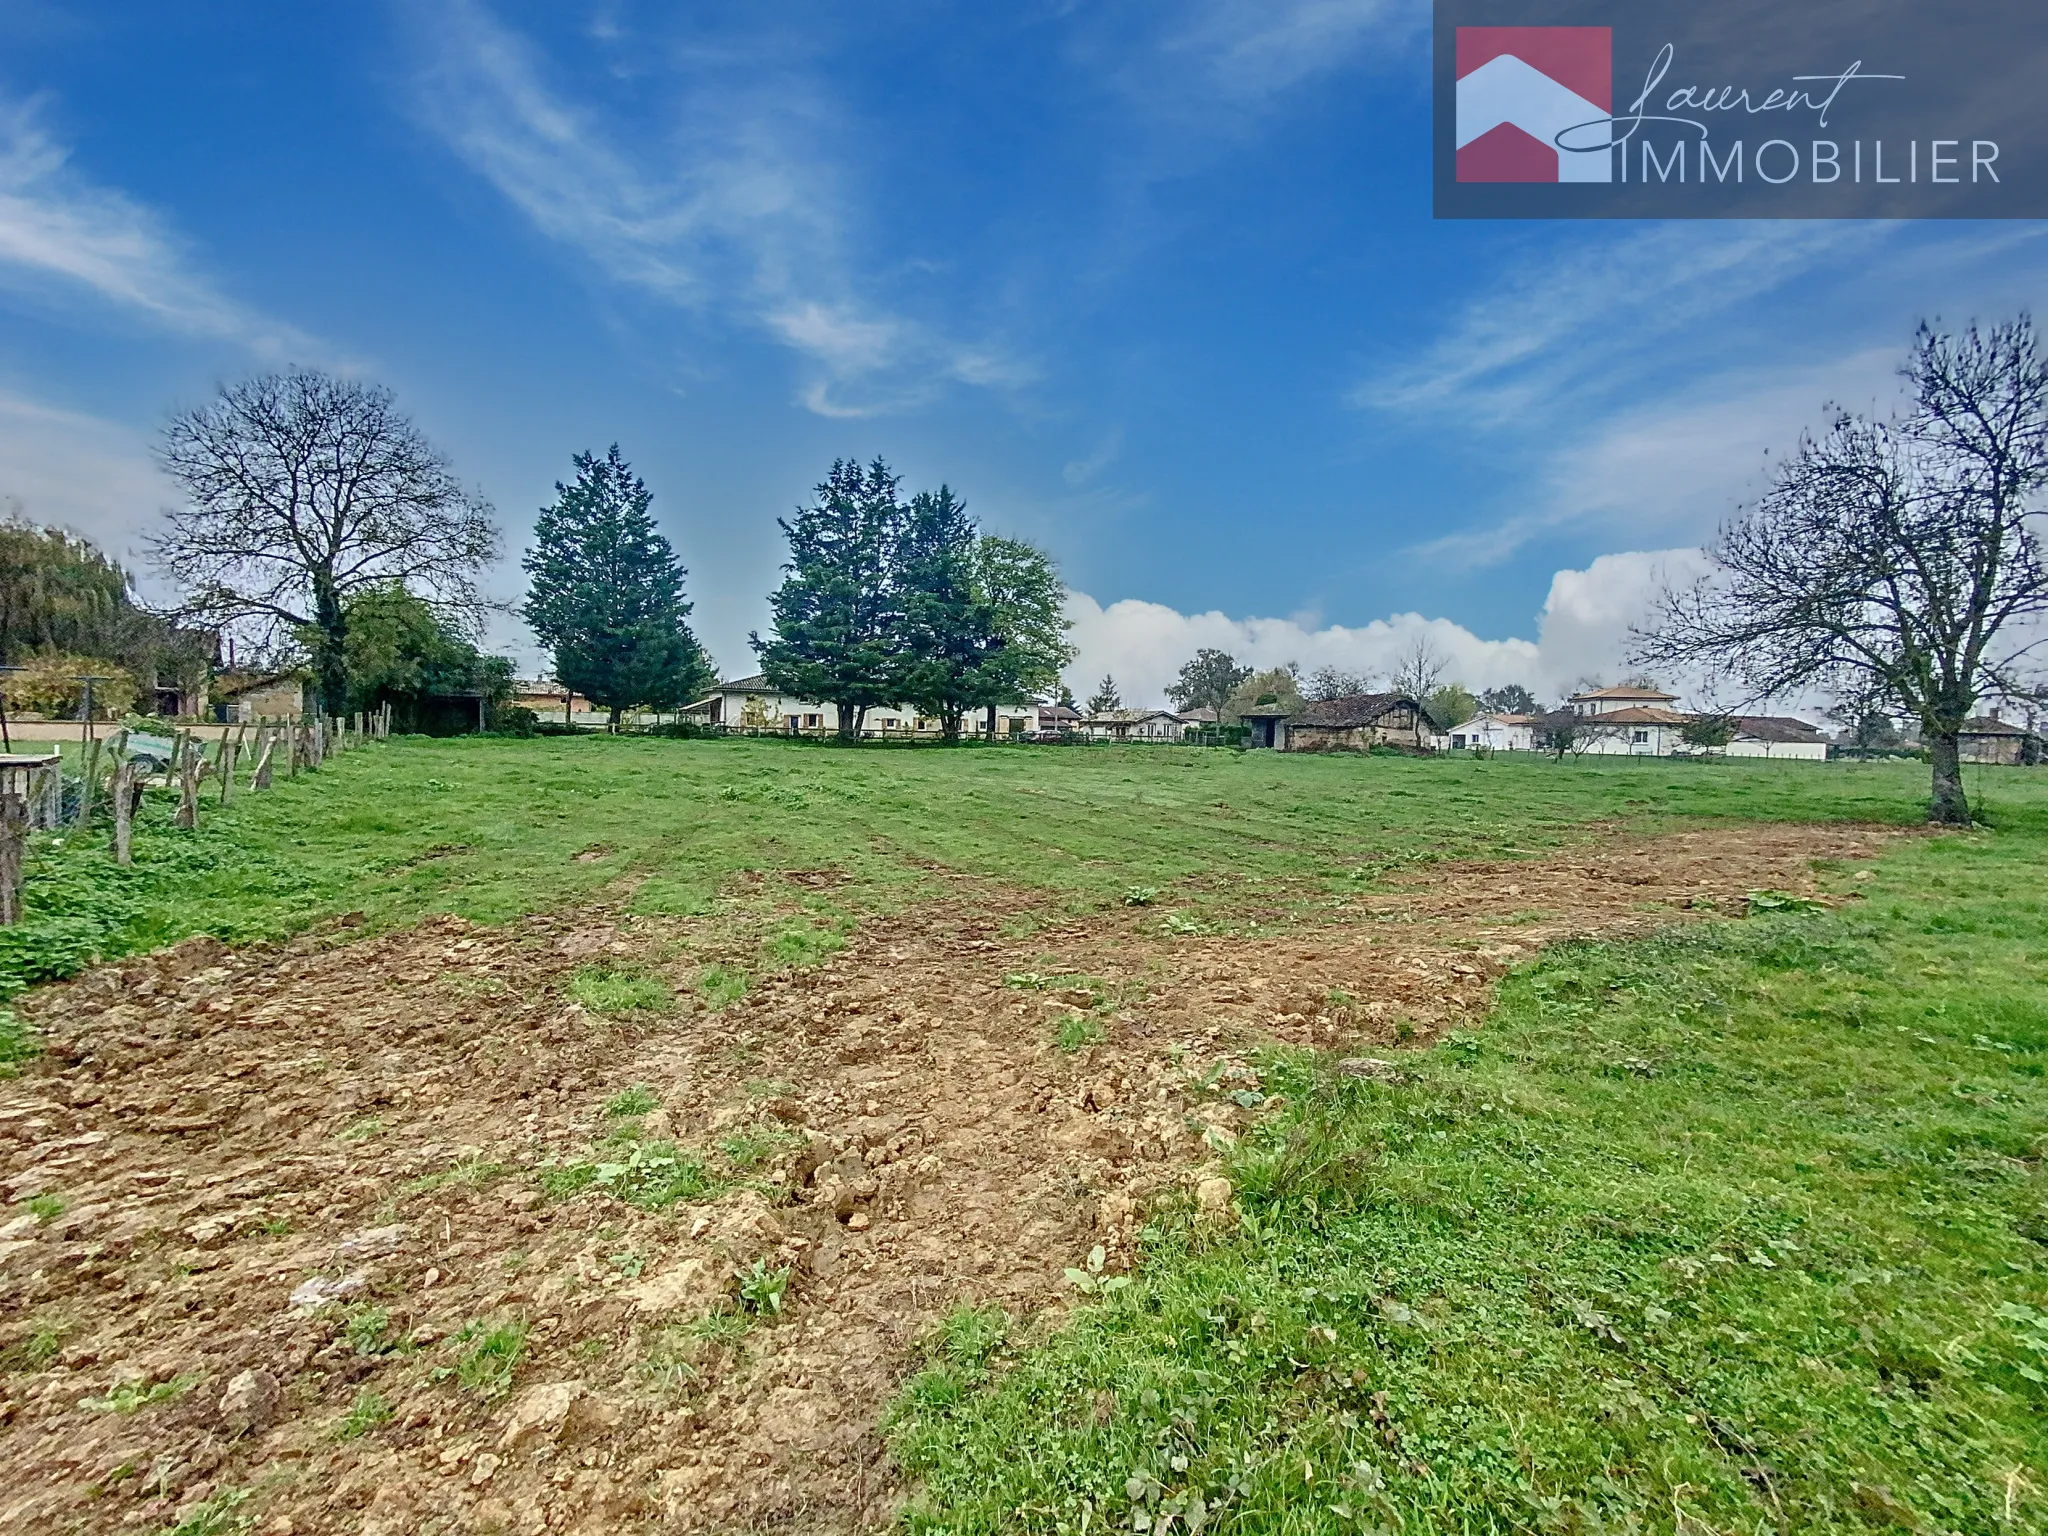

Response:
(1389, 635), (1447, 700)
(1304, 664), (1370, 701)
(1635, 319), (2048, 824)
(154, 370), (499, 714)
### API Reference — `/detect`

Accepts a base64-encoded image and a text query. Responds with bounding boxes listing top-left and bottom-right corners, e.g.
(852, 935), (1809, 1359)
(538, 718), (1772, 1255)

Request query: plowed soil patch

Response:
(0, 820), (1893, 1535)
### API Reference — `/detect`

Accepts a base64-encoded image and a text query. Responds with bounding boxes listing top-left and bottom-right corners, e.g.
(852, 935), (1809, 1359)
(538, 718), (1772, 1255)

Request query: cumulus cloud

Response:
(0, 93), (313, 355)
(1064, 545), (1711, 708)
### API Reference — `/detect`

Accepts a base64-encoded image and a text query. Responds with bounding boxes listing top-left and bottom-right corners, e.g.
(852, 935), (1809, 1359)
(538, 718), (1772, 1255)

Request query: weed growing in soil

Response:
(735, 1259), (791, 1316)
(697, 963), (749, 1010)
(343, 1304), (393, 1356)
(160, 1487), (252, 1536)
(402, 1158), (507, 1197)
(763, 922), (846, 969)
(717, 1123), (806, 1168)
(334, 1390), (393, 1439)
(4, 1318), (63, 1369)
(568, 964), (672, 1014)
(639, 1328), (700, 1397)
(891, 826), (2048, 1534)
(542, 1139), (719, 1210)
(338, 1115), (383, 1141)
(688, 1309), (752, 1349)
(1055, 1014), (1105, 1052)
(25, 1192), (62, 1221)
(452, 1321), (527, 1400)
(604, 1084), (660, 1119)
(83, 1373), (196, 1414)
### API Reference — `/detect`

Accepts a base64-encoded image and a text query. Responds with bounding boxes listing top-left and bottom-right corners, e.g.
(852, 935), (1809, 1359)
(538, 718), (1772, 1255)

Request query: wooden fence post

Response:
(80, 735), (102, 826)
(112, 756), (133, 867)
(175, 739), (200, 829)
(0, 791), (25, 923)
(253, 731), (276, 791)
(219, 737), (239, 806)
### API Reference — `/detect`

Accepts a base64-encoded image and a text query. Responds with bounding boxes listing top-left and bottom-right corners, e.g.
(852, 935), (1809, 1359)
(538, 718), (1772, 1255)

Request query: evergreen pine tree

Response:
(754, 458), (906, 742)
(522, 446), (713, 729)
(894, 486), (991, 741)
(1087, 675), (1122, 714)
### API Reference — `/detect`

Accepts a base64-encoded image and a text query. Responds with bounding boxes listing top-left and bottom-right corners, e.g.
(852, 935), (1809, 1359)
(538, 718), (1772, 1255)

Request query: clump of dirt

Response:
(0, 821), (1892, 1535)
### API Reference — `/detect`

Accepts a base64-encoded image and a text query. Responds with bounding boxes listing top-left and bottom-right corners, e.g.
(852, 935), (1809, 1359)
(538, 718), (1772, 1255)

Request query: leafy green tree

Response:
(967, 535), (1074, 727)
(1679, 713), (1737, 750)
(1427, 682), (1477, 728)
(1479, 682), (1539, 715)
(1168, 649), (1253, 713)
(755, 458), (906, 742)
(1222, 665), (1301, 722)
(1055, 681), (1079, 711)
(0, 515), (214, 700)
(323, 583), (514, 731)
(524, 446), (713, 729)
(1087, 675), (1122, 714)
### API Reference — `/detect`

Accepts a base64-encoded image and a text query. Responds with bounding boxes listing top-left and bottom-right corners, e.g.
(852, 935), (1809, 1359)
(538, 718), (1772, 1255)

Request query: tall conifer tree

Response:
(754, 458), (906, 742)
(523, 446), (712, 729)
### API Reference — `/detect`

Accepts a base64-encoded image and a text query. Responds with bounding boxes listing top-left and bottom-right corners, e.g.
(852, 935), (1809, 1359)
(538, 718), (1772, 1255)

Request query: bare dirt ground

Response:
(0, 821), (1894, 1536)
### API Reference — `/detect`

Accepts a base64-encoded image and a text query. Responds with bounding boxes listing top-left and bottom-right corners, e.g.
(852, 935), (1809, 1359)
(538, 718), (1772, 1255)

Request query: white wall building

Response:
(1446, 711), (1537, 751)
(688, 675), (1034, 738)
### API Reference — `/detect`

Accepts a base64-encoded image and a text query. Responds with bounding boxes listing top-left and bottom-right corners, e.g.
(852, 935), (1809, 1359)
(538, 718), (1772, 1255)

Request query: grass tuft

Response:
(568, 964), (672, 1014)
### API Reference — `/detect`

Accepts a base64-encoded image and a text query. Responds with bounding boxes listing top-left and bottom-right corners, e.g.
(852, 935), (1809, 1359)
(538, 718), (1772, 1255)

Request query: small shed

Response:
(1957, 715), (2042, 765)
(1284, 693), (1435, 753)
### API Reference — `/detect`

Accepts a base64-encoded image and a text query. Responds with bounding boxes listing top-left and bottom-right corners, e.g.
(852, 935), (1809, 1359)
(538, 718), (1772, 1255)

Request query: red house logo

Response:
(1455, 27), (1613, 182)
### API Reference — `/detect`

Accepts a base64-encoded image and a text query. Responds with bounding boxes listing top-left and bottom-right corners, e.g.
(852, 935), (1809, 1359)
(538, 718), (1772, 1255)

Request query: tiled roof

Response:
(1733, 715), (1825, 743)
(1587, 706), (1689, 725)
(1959, 715), (2034, 736)
(1292, 692), (1420, 728)
(1571, 684), (1679, 702)
(716, 674), (775, 692)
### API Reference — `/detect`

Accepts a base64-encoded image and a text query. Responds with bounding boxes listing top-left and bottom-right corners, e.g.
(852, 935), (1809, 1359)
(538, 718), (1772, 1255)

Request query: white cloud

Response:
(0, 93), (313, 355)
(1158, 0), (1425, 105)
(0, 388), (175, 572)
(408, 0), (1025, 416)
(1356, 223), (1880, 426)
(1064, 545), (1709, 708)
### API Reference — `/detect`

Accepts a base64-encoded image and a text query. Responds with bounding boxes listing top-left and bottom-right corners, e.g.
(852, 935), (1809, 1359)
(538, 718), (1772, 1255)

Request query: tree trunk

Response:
(1929, 731), (1971, 824)
(942, 708), (961, 744)
(608, 705), (622, 733)
(312, 571), (349, 717)
(837, 701), (860, 745)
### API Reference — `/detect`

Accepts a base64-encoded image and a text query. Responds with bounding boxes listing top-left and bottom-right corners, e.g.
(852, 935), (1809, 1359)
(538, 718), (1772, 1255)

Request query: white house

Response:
(1080, 708), (1189, 742)
(686, 675), (1034, 738)
(1724, 717), (1829, 760)
(1446, 711), (1536, 751)
(1570, 683), (1681, 718)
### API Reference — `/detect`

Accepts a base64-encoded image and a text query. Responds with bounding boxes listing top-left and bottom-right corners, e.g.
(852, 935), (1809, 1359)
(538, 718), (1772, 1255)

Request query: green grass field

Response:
(4, 736), (2046, 1531)
(4, 734), (2039, 1006)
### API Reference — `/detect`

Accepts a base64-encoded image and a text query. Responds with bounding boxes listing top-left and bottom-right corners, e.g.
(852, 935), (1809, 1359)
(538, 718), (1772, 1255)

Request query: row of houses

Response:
(518, 670), (2044, 763)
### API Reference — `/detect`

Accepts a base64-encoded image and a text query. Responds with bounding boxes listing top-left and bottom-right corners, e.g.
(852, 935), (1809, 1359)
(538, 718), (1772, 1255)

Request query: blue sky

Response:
(1, 1), (2042, 704)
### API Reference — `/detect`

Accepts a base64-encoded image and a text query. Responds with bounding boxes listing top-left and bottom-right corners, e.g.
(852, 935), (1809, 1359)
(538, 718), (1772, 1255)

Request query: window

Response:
(1631, 729), (1649, 744)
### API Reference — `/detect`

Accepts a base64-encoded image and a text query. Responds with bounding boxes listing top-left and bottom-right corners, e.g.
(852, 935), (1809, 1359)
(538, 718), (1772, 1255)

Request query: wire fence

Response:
(0, 703), (395, 925)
